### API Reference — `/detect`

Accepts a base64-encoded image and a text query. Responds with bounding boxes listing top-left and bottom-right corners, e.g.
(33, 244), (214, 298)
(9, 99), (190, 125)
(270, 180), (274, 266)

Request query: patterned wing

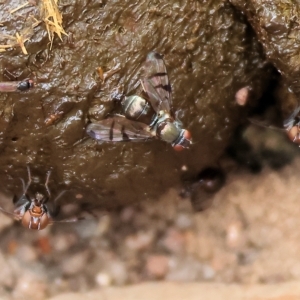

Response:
(248, 118), (285, 132)
(86, 115), (153, 142)
(283, 106), (300, 130)
(141, 51), (172, 113)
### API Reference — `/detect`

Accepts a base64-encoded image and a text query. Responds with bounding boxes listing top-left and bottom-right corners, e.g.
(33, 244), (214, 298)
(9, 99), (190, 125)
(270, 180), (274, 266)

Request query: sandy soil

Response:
(0, 139), (299, 299)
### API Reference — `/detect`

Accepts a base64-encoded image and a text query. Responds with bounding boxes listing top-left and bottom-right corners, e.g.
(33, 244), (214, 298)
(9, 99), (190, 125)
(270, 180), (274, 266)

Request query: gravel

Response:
(1, 155), (300, 298)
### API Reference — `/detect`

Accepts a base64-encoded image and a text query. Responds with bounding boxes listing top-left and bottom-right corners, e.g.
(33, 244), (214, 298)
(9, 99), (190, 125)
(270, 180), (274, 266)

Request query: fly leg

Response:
(49, 190), (66, 217)
(22, 165), (32, 195)
(44, 170), (52, 198)
(53, 190), (66, 204)
(297, 122), (300, 146)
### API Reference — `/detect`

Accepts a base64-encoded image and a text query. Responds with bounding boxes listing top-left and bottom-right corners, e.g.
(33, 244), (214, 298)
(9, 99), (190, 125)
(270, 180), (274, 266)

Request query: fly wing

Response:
(50, 217), (84, 224)
(141, 51), (172, 113)
(248, 118), (285, 132)
(86, 116), (153, 142)
(283, 106), (300, 130)
(0, 206), (21, 221)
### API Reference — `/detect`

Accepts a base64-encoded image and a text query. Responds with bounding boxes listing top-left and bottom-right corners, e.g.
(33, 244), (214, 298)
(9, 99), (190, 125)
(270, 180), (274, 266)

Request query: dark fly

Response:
(0, 79), (34, 92)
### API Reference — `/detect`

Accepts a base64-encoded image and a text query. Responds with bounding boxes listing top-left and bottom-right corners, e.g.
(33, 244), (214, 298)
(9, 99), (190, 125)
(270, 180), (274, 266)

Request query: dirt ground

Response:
(0, 126), (299, 299)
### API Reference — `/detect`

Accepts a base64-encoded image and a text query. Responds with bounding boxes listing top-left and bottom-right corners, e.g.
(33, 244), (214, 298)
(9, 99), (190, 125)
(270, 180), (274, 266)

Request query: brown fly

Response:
(0, 166), (79, 230)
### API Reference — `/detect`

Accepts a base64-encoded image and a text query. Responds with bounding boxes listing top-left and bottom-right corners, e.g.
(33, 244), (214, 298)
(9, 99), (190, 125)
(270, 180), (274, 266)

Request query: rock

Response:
(0, 0), (270, 209)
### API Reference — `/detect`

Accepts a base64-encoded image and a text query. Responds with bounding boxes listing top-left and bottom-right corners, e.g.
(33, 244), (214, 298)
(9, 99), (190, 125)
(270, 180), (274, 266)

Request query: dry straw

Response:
(0, 0), (67, 54)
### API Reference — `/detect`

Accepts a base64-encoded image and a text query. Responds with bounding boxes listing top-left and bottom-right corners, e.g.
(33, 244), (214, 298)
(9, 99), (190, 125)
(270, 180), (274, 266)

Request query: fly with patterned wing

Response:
(86, 51), (192, 150)
(250, 104), (300, 145)
(283, 106), (300, 144)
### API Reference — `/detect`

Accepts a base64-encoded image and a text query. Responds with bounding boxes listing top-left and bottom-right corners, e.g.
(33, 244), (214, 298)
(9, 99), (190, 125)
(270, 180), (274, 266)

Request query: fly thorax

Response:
(31, 205), (44, 216)
(157, 121), (181, 143)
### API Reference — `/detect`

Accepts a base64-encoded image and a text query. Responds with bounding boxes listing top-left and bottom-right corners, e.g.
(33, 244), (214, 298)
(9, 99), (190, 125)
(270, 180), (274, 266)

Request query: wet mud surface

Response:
(0, 0), (269, 210)
(0, 1), (300, 299)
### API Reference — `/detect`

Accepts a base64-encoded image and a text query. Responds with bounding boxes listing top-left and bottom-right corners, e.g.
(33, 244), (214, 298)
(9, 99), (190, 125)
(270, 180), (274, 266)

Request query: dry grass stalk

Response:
(97, 64), (122, 83)
(0, 0), (67, 53)
(40, 0), (67, 49)
(0, 35), (29, 55)
(15, 32), (28, 54)
(9, 2), (30, 14)
(0, 16), (40, 54)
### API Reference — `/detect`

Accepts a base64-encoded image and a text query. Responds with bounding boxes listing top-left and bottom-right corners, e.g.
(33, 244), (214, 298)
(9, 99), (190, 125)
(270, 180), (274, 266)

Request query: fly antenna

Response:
(44, 170), (52, 197)
(22, 165), (32, 195)
(53, 190), (66, 204)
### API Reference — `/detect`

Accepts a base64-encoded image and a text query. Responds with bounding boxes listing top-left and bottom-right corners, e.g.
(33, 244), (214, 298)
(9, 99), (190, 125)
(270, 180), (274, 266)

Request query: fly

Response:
(0, 166), (78, 230)
(283, 105), (300, 144)
(249, 104), (300, 145)
(0, 79), (34, 92)
(86, 51), (192, 150)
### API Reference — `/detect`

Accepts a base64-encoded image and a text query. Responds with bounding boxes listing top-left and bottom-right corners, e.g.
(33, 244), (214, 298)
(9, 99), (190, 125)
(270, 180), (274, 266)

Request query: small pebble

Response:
(202, 264), (216, 280)
(146, 255), (169, 279)
(95, 272), (112, 287)
(226, 221), (245, 249)
(0, 253), (14, 288)
(107, 260), (128, 285)
(120, 207), (136, 223)
(166, 256), (203, 281)
(52, 233), (78, 252)
(75, 219), (98, 239)
(61, 251), (90, 276)
(125, 231), (154, 251)
(16, 245), (38, 263)
(175, 213), (193, 230)
(161, 228), (185, 254)
(95, 215), (111, 236)
(36, 236), (52, 254)
(235, 86), (250, 106)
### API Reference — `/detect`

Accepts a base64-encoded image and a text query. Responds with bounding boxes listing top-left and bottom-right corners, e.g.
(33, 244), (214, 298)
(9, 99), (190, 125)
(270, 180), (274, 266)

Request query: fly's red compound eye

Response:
(173, 144), (184, 151)
(183, 130), (191, 141)
(27, 79), (34, 89)
(287, 126), (300, 144)
(173, 130), (192, 151)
